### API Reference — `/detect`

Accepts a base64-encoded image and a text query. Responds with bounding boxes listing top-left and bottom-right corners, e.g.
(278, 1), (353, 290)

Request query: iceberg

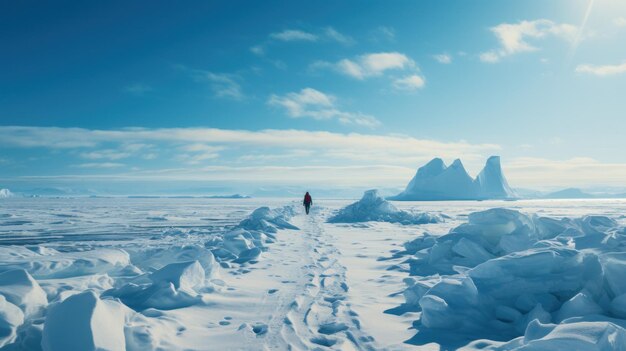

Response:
(0, 189), (14, 198)
(390, 156), (517, 201)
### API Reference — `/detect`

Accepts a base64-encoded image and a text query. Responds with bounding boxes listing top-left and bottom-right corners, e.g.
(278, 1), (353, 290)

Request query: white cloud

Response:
(480, 19), (578, 63)
(480, 51), (501, 63)
(576, 62), (626, 76)
(324, 27), (354, 45)
(317, 52), (415, 80)
(0, 126), (498, 166)
(615, 17), (626, 28)
(79, 143), (150, 160)
(433, 54), (452, 64)
(393, 75), (426, 91)
(268, 88), (381, 128)
(73, 162), (125, 169)
(270, 29), (318, 42)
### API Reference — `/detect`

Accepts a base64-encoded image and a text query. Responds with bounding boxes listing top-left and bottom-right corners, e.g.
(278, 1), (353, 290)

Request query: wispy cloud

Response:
(433, 54), (452, 64)
(314, 52), (416, 80)
(324, 27), (354, 45)
(250, 45), (265, 56)
(268, 88), (381, 127)
(73, 162), (125, 169)
(614, 17), (626, 28)
(270, 29), (318, 42)
(480, 19), (578, 63)
(576, 62), (626, 76)
(178, 65), (244, 100)
(392, 75), (426, 91)
(370, 26), (395, 42)
(253, 27), (354, 56)
(79, 143), (150, 160)
(0, 126), (499, 166)
(123, 83), (152, 95)
(196, 71), (244, 100)
(177, 144), (223, 165)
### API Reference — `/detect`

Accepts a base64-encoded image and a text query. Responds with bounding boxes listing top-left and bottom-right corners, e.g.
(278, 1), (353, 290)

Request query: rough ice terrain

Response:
(327, 190), (442, 225)
(1, 197), (626, 350)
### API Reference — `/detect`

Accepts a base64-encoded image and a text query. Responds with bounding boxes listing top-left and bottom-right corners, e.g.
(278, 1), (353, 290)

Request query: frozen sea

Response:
(1, 197), (626, 350)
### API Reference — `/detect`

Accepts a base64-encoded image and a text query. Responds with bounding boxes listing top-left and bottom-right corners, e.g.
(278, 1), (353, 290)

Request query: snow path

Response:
(177, 206), (378, 351)
(270, 209), (375, 351)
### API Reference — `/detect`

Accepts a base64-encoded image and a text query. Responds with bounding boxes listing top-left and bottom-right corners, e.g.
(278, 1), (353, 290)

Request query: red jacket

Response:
(304, 193), (312, 205)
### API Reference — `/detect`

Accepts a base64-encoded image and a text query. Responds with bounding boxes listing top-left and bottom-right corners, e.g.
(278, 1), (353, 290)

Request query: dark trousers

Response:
(305, 203), (311, 214)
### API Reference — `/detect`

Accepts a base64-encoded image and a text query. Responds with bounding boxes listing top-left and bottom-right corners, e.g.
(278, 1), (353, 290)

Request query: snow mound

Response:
(390, 156), (517, 201)
(129, 244), (219, 279)
(104, 260), (207, 311)
(0, 189), (14, 198)
(238, 206), (299, 233)
(207, 205), (298, 264)
(0, 269), (47, 317)
(327, 190), (441, 225)
(42, 290), (126, 351)
(400, 208), (626, 347)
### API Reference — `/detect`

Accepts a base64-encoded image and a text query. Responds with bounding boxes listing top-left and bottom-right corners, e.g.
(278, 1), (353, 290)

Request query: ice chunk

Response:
(42, 290), (126, 351)
(501, 321), (626, 350)
(0, 189), (14, 198)
(104, 261), (206, 311)
(0, 269), (47, 317)
(328, 189), (441, 224)
(556, 292), (604, 322)
(0, 295), (24, 348)
(600, 252), (626, 297)
(149, 261), (204, 291)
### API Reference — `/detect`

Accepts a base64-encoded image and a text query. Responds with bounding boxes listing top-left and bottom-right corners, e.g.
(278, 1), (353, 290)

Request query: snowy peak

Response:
(391, 156), (516, 201)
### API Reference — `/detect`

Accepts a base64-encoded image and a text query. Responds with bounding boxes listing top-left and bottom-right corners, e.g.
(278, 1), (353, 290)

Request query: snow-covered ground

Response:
(1, 197), (626, 350)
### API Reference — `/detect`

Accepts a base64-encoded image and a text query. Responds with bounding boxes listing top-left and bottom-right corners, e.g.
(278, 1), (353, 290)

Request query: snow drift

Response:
(390, 156), (517, 201)
(400, 208), (626, 348)
(328, 189), (441, 225)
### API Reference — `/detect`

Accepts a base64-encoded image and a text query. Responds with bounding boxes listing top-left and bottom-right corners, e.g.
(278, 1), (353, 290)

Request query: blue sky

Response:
(2, 0), (626, 194)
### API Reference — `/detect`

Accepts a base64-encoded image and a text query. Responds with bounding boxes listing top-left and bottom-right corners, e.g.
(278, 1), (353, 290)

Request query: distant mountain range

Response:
(389, 156), (517, 201)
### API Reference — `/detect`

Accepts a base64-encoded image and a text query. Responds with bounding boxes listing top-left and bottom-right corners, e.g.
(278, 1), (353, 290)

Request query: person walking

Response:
(303, 192), (313, 215)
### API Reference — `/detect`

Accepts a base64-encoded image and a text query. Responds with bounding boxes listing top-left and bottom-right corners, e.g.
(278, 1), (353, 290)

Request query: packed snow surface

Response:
(2, 197), (626, 350)
(391, 156), (517, 201)
(327, 189), (441, 225)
